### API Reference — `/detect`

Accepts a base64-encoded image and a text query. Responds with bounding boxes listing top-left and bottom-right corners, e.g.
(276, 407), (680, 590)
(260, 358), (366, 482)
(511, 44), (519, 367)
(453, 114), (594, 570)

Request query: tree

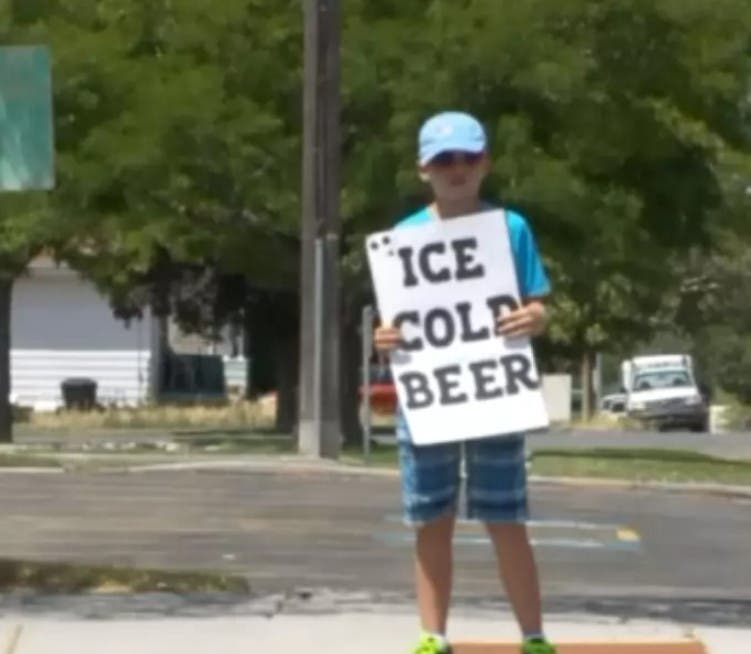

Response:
(0, 5), (68, 440)
(340, 0), (751, 418)
(7, 0), (751, 443)
(20, 0), (305, 428)
(663, 240), (751, 402)
(0, 194), (53, 440)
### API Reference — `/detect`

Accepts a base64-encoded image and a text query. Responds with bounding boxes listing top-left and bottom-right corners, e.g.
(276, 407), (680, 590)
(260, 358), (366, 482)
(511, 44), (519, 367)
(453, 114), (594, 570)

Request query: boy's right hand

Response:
(374, 325), (402, 354)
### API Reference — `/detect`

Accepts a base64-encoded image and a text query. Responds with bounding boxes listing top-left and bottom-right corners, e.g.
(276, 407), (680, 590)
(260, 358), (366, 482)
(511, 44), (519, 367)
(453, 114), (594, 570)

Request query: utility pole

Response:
(298, 0), (342, 458)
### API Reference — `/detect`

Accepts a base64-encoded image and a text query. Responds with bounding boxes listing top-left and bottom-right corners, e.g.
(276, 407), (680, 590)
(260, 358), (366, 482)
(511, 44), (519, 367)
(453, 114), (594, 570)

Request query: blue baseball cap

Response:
(418, 111), (487, 165)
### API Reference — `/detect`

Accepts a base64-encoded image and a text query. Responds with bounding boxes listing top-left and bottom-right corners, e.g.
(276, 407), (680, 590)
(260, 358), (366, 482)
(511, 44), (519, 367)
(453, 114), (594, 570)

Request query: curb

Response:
(0, 466), (64, 474)
(122, 458), (401, 478)
(1, 457), (750, 500)
(121, 458), (751, 498)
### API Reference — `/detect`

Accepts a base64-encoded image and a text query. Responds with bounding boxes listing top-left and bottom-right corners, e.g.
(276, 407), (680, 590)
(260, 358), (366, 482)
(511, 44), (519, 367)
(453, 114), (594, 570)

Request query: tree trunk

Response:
(275, 331), (298, 433)
(340, 307), (363, 447)
(147, 247), (173, 402)
(243, 307), (254, 400)
(148, 312), (168, 402)
(243, 302), (276, 398)
(581, 349), (596, 421)
(0, 278), (12, 442)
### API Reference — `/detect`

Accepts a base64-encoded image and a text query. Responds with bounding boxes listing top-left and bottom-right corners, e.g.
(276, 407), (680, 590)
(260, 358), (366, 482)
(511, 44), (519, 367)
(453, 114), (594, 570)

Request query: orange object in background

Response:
(454, 641), (705, 654)
(359, 363), (398, 415)
(367, 382), (398, 415)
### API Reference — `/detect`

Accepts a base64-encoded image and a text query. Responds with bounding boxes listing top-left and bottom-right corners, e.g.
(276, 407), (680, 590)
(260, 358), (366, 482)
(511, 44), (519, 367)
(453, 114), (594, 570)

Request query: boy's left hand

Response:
(496, 300), (547, 338)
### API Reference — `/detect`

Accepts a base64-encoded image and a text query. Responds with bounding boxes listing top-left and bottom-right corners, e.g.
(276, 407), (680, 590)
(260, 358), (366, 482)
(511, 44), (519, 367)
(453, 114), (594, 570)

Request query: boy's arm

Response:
(500, 210), (550, 337)
(497, 296), (547, 338)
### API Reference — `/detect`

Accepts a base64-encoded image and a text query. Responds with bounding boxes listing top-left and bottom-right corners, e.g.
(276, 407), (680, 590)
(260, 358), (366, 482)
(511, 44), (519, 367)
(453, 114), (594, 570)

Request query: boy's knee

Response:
(485, 520), (528, 539)
(415, 510), (456, 538)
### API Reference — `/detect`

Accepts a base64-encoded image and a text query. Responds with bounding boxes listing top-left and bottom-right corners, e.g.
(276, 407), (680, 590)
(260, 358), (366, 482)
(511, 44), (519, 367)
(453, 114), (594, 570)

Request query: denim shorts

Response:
(396, 413), (529, 526)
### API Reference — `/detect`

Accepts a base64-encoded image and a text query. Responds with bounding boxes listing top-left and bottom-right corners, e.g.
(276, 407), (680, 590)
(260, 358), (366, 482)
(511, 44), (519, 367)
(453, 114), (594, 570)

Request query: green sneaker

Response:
(411, 633), (452, 654)
(521, 637), (557, 654)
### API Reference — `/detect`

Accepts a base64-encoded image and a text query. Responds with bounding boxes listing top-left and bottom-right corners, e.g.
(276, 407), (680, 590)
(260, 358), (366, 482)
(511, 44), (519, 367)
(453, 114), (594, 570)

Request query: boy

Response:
(374, 111), (556, 654)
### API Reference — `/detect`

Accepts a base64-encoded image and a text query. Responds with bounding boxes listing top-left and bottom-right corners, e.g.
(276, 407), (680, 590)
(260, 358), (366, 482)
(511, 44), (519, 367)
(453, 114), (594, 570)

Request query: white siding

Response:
(11, 264), (151, 410)
(11, 350), (150, 410)
(12, 272), (148, 351)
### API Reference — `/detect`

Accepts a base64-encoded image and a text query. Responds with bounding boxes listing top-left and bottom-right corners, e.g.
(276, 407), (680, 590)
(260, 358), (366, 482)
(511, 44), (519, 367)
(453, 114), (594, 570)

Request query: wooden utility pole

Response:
(0, 278), (12, 442)
(298, 0), (342, 458)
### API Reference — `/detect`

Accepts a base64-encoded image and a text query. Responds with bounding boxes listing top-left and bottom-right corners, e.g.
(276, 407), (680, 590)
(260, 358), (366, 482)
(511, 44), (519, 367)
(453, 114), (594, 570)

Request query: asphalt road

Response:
(0, 467), (748, 624)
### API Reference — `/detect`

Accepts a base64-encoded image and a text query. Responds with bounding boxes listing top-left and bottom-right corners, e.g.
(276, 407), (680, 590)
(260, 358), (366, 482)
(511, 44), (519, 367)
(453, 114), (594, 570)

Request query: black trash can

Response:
(61, 378), (97, 411)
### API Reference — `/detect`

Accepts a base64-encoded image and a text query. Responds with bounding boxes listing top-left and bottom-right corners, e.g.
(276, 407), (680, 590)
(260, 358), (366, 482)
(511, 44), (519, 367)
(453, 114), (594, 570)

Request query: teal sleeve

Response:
(507, 210), (551, 298)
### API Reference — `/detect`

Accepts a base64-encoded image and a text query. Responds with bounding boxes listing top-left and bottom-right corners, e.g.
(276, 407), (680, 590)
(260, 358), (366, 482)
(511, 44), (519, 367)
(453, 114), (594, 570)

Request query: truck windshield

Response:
(633, 370), (691, 391)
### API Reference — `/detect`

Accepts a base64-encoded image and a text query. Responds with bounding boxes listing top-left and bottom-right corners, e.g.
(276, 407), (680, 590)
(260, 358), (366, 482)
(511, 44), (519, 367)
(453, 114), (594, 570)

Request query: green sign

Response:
(0, 45), (54, 191)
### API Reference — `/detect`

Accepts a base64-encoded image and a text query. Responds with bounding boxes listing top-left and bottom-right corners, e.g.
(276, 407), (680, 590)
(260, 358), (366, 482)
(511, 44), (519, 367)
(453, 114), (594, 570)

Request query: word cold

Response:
(393, 294), (519, 351)
(398, 354), (539, 410)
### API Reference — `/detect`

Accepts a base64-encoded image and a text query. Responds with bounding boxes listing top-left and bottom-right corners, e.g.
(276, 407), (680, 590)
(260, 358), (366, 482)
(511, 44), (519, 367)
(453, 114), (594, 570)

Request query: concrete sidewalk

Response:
(1, 611), (748, 653)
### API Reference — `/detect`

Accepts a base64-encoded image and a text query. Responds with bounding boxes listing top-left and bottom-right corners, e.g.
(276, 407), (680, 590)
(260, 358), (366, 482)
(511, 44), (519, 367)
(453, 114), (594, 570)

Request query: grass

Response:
(568, 412), (626, 430)
(0, 435), (298, 471)
(27, 400), (276, 431)
(0, 453), (63, 468)
(6, 441), (748, 486)
(7, 416), (751, 486)
(178, 434), (296, 455)
(342, 441), (401, 467)
(345, 443), (751, 486)
(0, 558), (250, 594)
(530, 448), (751, 485)
(717, 401), (751, 430)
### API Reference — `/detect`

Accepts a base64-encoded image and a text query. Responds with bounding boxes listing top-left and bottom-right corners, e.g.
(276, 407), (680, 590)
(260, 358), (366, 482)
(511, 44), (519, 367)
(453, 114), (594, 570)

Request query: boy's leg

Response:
(485, 522), (543, 635)
(397, 413), (461, 641)
(466, 434), (546, 637)
(415, 511), (456, 633)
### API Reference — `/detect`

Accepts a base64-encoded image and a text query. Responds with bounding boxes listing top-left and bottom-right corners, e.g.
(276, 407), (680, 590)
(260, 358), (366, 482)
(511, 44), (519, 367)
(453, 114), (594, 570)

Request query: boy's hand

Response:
(374, 325), (402, 354)
(497, 300), (547, 338)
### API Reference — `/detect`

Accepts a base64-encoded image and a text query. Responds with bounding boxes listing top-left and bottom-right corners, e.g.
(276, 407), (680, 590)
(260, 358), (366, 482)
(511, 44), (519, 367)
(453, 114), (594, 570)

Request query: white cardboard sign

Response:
(366, 210), (549, 445)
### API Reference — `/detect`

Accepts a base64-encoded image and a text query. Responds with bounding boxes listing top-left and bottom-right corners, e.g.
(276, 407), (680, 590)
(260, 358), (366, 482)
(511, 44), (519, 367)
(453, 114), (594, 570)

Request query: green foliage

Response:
(6, 0), (303, 329)
(3, 0), (751, 374)
(342, 0), (751, 358)
(663, 244), (751, 402)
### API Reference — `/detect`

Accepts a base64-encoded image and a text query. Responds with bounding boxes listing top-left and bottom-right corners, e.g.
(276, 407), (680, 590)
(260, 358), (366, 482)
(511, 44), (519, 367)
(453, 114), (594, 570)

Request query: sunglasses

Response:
(429, 151), (484, 167)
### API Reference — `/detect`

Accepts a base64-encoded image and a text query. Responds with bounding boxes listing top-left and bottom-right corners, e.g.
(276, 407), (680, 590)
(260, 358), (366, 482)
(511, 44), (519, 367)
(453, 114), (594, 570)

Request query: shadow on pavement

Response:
(0, 592), (749, 628)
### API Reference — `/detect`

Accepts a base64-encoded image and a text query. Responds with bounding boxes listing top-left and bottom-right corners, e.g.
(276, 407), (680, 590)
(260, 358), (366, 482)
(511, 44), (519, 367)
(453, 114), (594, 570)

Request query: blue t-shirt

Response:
(395, 206), (551, 298)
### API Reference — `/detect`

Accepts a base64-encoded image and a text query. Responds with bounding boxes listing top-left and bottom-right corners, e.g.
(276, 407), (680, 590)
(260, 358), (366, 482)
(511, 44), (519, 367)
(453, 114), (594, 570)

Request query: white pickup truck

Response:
(621, 354), (709, 432)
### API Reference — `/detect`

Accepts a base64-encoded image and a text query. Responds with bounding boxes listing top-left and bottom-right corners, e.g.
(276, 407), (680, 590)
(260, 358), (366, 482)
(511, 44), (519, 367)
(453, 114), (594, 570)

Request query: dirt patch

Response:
(0, 558), (250, 594)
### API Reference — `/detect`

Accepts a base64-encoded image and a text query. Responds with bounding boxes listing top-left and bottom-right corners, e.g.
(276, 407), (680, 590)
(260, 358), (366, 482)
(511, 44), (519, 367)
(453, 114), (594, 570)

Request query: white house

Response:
(10, 255), (152, 411)
(10, 255), (248, 411)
